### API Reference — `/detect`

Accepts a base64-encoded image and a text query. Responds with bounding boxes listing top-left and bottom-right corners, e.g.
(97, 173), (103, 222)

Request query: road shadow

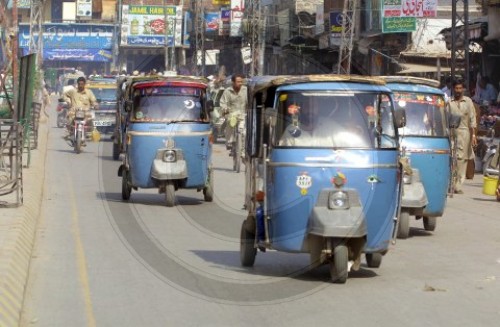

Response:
(408, 227), (433, 238)
(96, 191), (208, 207)
(472, 197), (499, 202)
(213, 167), (236, 173)
(191, 250), (378, 282)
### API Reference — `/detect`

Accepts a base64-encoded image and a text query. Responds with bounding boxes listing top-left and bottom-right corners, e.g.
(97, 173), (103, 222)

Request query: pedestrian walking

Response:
(449, 79), (477, 194)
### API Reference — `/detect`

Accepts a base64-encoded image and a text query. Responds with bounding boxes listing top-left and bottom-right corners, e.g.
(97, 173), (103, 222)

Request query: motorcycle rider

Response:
(220, 74), (247, 151)
(63, 76), (98, 125)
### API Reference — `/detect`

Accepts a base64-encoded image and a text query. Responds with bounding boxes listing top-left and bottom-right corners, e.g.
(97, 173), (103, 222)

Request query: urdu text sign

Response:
(382, 17), (416, 33)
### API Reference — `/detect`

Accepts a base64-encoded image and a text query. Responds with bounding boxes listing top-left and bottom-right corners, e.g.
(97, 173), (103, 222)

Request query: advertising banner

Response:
(120, 5), (183, 47)
(230, 0), (244, 37)
(205, 12), (220, 33)
(18, 23), (114, 50)
(382, 0), (437, 18)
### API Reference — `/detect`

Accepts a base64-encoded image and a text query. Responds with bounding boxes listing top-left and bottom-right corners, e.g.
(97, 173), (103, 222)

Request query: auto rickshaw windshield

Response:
(275, 90), (397, 149)
(132, 86), (206, 122)
(90, 88), (116, 102)
(393, 92), (447, 137)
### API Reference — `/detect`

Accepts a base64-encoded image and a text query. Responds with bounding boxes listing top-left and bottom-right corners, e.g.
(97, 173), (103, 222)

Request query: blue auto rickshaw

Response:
(240, 75), (406, 283)
(118, 75), (214, 207)
(382, 76), (454, 237)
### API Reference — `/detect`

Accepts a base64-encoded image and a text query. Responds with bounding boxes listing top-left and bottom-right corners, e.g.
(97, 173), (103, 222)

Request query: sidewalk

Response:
(0, 119), (48, 326)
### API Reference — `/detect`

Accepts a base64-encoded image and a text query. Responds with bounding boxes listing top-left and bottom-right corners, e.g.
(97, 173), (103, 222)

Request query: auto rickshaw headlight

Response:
(163, 150), (176, 162)
(403, 173), (412, 184)
(328, 191), (349, 210)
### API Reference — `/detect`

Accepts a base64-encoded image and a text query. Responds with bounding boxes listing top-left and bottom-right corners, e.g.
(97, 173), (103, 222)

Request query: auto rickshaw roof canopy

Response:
(248, 74), (387, 94)
(379, 76), (441, 89)
(118, 75), (209, 99)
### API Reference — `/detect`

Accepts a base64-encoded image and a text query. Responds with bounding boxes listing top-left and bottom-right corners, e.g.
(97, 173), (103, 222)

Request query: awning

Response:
(397, 63), (451, 74)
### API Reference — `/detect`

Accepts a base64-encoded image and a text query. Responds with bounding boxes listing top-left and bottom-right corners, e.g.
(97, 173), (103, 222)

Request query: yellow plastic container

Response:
(482, 176), (499, 196)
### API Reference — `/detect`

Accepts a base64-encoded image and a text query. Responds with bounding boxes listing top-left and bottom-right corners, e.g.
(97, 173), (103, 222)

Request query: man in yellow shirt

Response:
(63, 76), (98, 123)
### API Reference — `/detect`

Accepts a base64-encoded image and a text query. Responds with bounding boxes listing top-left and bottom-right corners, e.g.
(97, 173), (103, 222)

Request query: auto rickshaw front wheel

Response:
(240, 221), (256, 267)
(165, 181), (176, 207)
(397, 210), (410, 239)
(122, 170), (132, 201)
(330, 244), (348, 284)
(423, 216), (437, 231)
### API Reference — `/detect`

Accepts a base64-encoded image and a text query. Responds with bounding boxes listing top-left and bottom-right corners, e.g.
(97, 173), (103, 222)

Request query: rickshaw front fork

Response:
(319, 237), (365, 271)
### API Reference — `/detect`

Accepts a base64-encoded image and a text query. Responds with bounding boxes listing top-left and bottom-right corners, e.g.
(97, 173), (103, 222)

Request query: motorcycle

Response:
(70, 108), (94, 154)
(477, 128), (498, 174)
(56, 99), (69, 128)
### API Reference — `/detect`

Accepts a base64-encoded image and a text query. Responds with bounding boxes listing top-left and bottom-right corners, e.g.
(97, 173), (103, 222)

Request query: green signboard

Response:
(382, 17), (416, 33)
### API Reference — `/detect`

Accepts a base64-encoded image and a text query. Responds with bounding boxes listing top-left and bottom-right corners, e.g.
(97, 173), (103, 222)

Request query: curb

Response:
(0, 120), (48, 326)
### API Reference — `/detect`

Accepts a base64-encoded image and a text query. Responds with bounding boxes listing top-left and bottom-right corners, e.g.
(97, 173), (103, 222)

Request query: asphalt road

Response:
(21, 114), (500, 327)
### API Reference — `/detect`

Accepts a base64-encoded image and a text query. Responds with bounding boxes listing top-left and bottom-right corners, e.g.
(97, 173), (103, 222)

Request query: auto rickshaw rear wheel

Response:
(165, 181), (176, 207)
(330, 244), (348, 284)
(240, 221), (256, 267)
(203, 169), (214, 202)
(423, 217), (437, 231)
(122, 170), (132, 201)
(365, 253), (383, 268)
(397, 210), (410, 239)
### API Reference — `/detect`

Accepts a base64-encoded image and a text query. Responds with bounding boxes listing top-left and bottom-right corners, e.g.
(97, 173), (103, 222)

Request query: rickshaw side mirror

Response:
(206, 100), (214, 112)
(394, 108), (406, 128)
(448, 113), (461, 129)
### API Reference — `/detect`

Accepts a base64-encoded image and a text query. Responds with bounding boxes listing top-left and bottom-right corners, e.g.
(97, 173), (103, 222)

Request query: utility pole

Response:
(249, 0), (260, 77)
(451, 0), (470, 94)
(193, 0), (205, 76)
(164, 0), (170, 72)
(28, 0), (44, 67)
(337, 0), (357, 75)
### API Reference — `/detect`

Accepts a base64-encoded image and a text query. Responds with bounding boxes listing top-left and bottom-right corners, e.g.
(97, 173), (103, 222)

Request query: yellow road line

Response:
(67, 173), (97, 327)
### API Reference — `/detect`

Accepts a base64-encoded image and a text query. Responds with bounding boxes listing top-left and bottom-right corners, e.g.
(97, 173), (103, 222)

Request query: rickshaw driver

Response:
(63, 76), (98, 126)
(279, 103), (336, 147)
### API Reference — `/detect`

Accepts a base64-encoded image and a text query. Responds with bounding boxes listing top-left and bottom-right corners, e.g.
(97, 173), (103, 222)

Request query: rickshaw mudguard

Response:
(309, 207), (367, 238)
(401, 169), (428, 208)
(400, 137), (450, 216)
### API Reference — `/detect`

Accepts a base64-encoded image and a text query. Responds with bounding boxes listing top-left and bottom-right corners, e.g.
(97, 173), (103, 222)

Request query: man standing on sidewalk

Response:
(450, 79), (477, 194)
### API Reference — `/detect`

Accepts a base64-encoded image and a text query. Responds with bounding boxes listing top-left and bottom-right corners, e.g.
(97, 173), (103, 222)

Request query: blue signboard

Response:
(329, 12), (343, 34)
(22, 48), (113, 62)
(18, 23), (114, 50)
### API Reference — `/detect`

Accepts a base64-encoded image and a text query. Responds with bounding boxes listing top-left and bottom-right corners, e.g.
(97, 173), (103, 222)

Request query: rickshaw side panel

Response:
(268, 149), (399, 253)
(401, 137), (450, 217)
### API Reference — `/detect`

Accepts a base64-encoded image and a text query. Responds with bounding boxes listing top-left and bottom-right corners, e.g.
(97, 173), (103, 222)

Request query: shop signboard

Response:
(21, 48), (113, 62)
(120, 5), (183, 47)
(382, 16), (417, 33)
(212, 0), (231, 5)
(220, 10), (231, 36)
(381, 0), (437, 33)
(230, 0), (244, 37)
(18, 23), (113, 50)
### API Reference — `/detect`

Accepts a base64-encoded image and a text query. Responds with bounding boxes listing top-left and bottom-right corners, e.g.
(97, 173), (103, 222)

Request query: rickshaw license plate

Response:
(94, 121), (113, 127)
